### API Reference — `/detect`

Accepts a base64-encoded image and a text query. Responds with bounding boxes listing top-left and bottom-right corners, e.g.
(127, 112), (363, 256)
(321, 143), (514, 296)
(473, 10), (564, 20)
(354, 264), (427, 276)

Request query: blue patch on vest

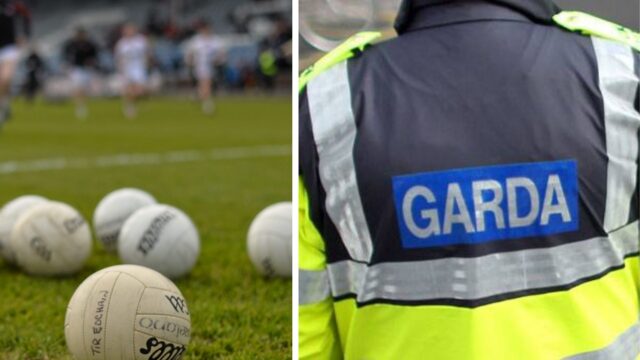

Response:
(392, 160), (579, 249)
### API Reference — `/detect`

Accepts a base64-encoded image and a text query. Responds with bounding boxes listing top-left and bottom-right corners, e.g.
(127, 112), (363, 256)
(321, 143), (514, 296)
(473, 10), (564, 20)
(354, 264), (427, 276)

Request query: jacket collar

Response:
(394, 0), (561, 34)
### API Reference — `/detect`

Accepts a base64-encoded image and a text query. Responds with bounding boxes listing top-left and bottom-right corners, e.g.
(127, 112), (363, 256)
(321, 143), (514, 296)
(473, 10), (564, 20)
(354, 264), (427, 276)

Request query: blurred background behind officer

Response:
(299, 0), (638, 67)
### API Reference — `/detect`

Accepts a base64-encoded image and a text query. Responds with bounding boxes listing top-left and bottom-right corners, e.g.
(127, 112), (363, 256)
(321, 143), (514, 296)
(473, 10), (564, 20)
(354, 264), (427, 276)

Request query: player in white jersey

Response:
(115, 23), (149, 119)
(185, 21), (224, 115)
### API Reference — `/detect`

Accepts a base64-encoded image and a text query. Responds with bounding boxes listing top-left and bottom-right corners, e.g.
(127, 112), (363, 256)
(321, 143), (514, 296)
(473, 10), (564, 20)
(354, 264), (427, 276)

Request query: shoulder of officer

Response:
(553, 11), (640, 51)
(299, 31), (382, 92)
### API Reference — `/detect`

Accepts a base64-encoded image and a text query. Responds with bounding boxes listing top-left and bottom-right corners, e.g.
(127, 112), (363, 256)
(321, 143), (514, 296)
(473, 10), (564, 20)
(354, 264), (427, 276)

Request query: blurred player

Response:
(23, 46), (44, 102)
(0, 0), (30, 126)
(115, 23), (149, 119)
(63, 27), (98, 119)
(186, 21), (224, 115)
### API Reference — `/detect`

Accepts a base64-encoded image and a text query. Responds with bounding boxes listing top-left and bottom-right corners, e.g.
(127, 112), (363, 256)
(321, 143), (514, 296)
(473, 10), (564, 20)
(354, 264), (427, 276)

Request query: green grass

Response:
(0, 97), (292, 359)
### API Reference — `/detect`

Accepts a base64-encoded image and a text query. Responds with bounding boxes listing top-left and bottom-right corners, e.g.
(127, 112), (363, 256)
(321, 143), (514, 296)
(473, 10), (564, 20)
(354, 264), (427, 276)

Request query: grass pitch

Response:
(0, 97), (292, 359)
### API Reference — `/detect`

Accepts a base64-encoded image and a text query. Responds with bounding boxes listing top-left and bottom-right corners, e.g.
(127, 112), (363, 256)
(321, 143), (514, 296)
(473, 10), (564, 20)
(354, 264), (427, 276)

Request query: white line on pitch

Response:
(0, 145), (290, 174)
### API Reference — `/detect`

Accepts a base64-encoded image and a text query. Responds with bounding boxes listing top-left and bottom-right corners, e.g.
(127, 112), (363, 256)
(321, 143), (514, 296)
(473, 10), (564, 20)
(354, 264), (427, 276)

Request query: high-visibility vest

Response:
(299, 11), (640, 360)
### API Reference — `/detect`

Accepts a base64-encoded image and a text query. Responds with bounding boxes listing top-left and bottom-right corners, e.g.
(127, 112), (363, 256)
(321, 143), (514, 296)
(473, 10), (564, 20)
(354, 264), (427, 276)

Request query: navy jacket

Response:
(300, 0), (640, 306)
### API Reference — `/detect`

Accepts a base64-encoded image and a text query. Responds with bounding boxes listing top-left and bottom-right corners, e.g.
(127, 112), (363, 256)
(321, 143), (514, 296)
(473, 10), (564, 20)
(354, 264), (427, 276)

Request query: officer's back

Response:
(299, 0), (640, 359)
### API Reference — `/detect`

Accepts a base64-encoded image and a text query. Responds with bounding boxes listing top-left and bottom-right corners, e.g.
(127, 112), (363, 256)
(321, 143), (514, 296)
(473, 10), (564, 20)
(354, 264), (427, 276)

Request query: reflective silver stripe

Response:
(593, 37), (640, 233)
(299, 269), (331, 305)
(327, 221), (639, 302)
(328, 260), (367, 298)
(566, 319), (640, 360)
(307, 61), (373, 263)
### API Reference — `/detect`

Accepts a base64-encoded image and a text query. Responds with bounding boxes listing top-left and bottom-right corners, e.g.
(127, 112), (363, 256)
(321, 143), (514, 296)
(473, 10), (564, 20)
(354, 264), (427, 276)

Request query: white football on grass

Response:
(11, 201), (92, 276)
(93, 188), (157, 252)
(65, 264), (191, 359)
(118, 204), (200, 279)
(0, 195), (48, 264)
(247, 202), (292, 277)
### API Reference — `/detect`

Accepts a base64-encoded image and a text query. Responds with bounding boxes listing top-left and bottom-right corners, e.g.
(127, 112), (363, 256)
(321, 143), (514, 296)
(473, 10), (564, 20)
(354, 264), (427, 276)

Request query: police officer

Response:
(299, 0), (640, 359)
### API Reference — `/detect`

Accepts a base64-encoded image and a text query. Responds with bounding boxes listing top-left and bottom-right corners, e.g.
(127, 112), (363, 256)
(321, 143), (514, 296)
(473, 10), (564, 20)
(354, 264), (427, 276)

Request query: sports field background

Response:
(0, 97), (292, 359)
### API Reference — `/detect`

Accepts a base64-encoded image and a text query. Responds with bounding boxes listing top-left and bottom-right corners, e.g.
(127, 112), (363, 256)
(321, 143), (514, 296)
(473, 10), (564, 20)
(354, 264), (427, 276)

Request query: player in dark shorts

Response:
(63, 27), (99, 119)
(0, 0), (30, 126)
